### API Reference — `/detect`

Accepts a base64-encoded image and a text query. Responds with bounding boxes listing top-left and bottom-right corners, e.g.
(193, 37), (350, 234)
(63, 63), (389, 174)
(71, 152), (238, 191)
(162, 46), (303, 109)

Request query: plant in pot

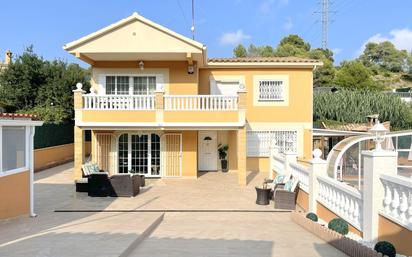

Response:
(218, 144), (229, 172)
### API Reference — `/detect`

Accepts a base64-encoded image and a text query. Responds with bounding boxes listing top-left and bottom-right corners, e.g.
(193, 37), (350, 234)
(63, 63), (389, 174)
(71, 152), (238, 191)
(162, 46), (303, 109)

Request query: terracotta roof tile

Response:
(207, 57), (320, 63)
(0, 113), (39, 120)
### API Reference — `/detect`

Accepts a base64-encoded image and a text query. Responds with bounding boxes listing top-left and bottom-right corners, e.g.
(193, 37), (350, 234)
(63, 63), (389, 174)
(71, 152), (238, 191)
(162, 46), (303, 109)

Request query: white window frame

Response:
(0, 125), (30, 177)
(98, 73), (164, 96)
(246, 130), (298, 157)
(253, 75), (289, 106)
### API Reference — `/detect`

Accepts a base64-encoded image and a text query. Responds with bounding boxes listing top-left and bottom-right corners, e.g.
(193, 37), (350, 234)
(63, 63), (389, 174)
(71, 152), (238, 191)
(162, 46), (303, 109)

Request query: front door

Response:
(198, 131), (218, 171)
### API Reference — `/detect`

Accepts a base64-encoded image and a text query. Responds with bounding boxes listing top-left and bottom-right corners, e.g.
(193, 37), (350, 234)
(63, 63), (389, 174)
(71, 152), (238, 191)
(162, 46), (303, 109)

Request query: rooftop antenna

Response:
(191, 0), (195, 40)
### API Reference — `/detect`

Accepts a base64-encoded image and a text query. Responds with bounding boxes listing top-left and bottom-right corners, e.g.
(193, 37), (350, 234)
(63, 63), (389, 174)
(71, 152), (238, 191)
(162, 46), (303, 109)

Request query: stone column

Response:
(362, 150), (397, 241)
(73, 83), (85, 180)
(237, 84), (247, 124)
(237, 127), (247, 185)
(309, 149), (327, 213)
(155, 84), (164, 124)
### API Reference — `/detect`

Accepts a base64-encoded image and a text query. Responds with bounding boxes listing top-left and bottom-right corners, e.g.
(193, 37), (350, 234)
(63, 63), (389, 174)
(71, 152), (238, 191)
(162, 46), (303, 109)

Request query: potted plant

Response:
(218, 144), (229, 172)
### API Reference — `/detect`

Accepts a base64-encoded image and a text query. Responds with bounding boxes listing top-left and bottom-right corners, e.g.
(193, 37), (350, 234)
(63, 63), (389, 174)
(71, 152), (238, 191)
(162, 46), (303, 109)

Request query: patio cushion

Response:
(90, 163), (100, 173)
(284, 176), (298, 192)
(82, 164), (93, 176)
(274, 175), (285, 184)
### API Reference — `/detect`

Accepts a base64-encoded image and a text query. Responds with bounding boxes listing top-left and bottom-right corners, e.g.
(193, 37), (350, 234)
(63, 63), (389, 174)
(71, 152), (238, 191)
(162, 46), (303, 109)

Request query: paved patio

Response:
(0, 163), (348, 257)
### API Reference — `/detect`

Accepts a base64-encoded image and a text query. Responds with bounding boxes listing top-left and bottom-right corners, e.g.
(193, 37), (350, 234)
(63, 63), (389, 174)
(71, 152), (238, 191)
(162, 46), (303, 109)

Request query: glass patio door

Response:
(118, 133), (161, 177)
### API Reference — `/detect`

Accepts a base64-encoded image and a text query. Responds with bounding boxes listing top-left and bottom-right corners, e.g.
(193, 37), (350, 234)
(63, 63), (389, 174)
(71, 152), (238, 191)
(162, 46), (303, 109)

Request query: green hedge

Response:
(34, 123), (90, 149)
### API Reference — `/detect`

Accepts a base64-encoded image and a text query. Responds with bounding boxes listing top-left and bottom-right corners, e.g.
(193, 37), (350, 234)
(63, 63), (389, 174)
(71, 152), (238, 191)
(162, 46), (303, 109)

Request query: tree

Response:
(0, 46), (90, 123)
(278, 34), (311, 52)
(233, 44), (247, 57)
(313, 59), (336, 87)
(334, 61), (379, 90)
(359, 41), (408, 73)
(0, 46), (47, 111)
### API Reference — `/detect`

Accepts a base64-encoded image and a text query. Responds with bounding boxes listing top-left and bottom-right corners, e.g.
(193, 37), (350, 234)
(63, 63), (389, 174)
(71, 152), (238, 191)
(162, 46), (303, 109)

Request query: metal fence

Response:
(34, 122), (90, 149)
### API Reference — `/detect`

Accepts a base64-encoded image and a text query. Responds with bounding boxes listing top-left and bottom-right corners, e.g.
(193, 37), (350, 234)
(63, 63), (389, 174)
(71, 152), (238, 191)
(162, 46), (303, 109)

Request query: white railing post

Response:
(362, 149), (398, 241)
(309, 149), (327, 213)
(283, 149), (297, 178)
(268, 144), (279, 179)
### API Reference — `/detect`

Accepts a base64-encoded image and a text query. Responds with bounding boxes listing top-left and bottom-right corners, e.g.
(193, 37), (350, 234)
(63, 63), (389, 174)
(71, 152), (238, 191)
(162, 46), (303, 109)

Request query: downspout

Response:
(29, 126), (37, 217)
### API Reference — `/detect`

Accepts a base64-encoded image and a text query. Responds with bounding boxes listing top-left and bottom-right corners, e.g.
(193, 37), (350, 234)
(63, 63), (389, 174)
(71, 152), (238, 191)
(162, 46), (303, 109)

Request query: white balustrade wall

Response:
(380, 174), (412, 230)
(290, 162), (309, 192)
(271, 154), (286, 175)
(83, 95), (155, 110)
(164, 95), (238, 111)
(317, 175), (363, 230)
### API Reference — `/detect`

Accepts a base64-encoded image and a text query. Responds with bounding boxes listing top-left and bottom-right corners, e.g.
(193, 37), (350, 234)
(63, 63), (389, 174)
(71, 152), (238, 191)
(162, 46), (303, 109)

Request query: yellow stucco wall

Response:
(228, 130), (238, 172)
(163, 111), (238, 123)
(180, 131), (198, 177)
(316, 202), (363, 237)
(0, 171), (30, 219)
(82, 110), (156, 123)
(34, 142), (91, 172)
(198, 68), (313, 123)
(378, 215), (412, 256)
(246, 157), (269, 173)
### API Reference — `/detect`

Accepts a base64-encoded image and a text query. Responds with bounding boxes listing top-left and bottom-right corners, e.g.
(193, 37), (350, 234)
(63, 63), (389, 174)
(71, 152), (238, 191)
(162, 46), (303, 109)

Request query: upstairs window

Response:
(105, 76), (156, 95)
(258, 80), (285, 101)
(106, 76), (129, 95)
(133, 76), (156, 95)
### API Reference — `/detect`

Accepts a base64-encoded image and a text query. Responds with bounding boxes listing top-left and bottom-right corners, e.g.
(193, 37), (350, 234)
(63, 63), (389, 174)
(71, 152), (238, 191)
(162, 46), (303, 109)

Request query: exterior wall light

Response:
(139, 61), (144, 70)
(370, 120), (388, 151)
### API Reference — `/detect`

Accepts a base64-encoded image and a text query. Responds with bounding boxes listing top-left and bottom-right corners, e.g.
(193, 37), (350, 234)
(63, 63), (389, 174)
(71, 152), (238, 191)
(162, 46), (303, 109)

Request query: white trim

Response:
(98, 73), (164, 96)
(76, 121), (246, 128)
(0, 120), (43, 126)
(0, 167), (29, 178)
(313, 128), (368, 137)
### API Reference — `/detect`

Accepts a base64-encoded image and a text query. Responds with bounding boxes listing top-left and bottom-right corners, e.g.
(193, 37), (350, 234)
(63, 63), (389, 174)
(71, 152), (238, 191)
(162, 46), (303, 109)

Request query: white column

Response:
(284, 151), (297, 178)
(268, 144), (279, 179)
(362, 150), (397, 241)
(309, 149), (327, 213)
(29, 126), (37, 217)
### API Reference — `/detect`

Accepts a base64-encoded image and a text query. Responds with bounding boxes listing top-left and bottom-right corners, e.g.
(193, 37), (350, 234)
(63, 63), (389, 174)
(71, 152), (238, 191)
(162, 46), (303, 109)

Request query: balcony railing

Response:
(164, 95), (238, 111)
(83, 95), (155, 110)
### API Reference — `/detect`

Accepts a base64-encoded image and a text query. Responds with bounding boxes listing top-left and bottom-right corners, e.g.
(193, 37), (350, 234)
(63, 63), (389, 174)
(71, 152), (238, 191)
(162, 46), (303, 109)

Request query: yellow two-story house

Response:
(64, 13), (321, 185)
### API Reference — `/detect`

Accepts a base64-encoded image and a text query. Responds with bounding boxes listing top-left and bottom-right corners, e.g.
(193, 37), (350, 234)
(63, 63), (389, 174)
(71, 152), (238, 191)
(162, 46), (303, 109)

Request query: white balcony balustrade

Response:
(380, 174), (412, 230)
(317, 175), (363, 230)
(83, 95), (155, 110)
(290, 162), (310, 192)
(164, 95), (238, 111)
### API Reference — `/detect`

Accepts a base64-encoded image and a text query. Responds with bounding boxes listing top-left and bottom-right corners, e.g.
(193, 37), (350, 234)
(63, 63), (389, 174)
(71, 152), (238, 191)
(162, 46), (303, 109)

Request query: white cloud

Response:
(283, 17), (293, 31)
(259, 0), (289, 14)
(219, 30), (251, 46)
(358, 28), (412, 55)
(332, 48), (342, 55)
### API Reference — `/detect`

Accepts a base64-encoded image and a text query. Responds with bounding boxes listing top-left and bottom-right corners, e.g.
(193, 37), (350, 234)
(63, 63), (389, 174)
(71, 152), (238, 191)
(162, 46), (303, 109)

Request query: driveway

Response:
(0, 163), (347, 257)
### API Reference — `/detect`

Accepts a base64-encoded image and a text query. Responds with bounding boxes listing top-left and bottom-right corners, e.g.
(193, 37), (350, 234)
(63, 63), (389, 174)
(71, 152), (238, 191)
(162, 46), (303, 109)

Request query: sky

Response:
(1, 0), (412, 67)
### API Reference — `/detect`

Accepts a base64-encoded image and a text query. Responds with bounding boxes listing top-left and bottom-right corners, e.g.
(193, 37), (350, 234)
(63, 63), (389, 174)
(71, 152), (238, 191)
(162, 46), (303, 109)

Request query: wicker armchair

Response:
(273, 177), (299, 210)
(110, 174), (140, 197)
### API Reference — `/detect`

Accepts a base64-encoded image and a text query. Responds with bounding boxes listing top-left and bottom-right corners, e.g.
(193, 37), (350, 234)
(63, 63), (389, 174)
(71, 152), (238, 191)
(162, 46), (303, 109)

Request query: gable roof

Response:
(64, 12), (204, 51)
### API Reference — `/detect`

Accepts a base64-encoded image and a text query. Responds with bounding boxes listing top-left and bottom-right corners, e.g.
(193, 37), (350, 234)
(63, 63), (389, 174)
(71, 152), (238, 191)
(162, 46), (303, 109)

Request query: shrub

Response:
(374, 241), (396, 257)
(306, 212), (318, 222)
(327, 218), (349, 235)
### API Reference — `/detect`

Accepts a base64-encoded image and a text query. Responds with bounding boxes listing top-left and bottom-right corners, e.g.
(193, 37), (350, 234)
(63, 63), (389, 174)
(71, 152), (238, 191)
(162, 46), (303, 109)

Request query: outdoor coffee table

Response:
(255, 186), (271, 205)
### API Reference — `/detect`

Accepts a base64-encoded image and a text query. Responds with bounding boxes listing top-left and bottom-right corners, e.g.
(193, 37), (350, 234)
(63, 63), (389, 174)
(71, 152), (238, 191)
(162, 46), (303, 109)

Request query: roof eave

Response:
(205, 61), (323, 68)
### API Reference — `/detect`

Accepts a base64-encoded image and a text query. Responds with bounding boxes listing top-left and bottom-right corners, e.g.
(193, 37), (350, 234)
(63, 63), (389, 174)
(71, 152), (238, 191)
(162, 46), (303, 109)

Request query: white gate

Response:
(161, 134), (182, 177)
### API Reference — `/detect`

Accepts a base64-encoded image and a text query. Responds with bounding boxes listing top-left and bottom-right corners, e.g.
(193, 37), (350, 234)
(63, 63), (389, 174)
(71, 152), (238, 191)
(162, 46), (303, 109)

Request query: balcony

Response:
(74, 90), (246, 128)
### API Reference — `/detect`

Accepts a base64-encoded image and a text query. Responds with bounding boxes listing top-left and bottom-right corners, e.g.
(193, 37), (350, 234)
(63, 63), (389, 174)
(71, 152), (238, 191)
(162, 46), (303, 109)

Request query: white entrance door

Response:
(198, 131), (218, 171)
